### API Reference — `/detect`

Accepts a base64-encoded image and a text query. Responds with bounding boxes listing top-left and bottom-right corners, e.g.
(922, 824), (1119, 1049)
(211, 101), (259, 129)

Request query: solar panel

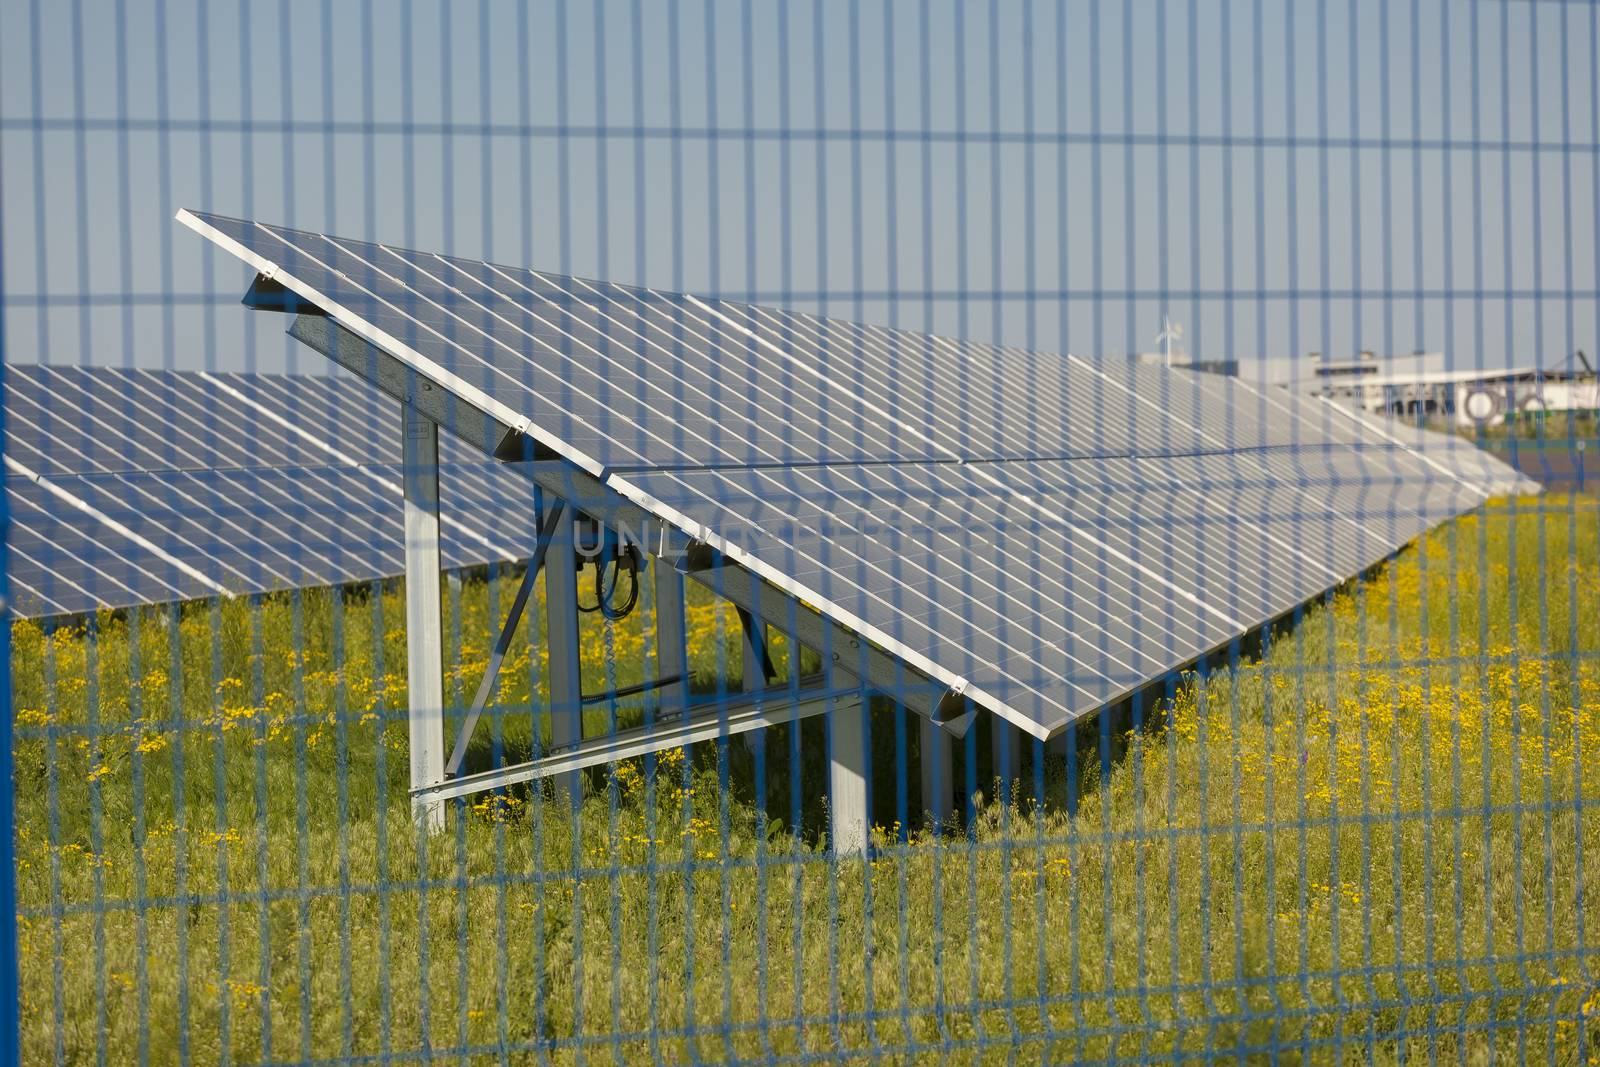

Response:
(615, 446), (1501, 733)
(178, 209), (1538, 738)
(4, 364), (542, 618)
(5, 472), (217, 616)
(9, 364), (430, 476)
(187, 212), (1330, 468)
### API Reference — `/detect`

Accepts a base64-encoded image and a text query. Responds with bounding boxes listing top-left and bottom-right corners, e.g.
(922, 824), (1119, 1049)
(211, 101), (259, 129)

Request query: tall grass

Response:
(10, 494), (1599, 1063)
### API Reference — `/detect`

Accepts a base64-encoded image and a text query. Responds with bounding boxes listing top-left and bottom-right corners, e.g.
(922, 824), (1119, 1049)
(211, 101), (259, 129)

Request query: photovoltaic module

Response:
(162, 209), (1535, 738)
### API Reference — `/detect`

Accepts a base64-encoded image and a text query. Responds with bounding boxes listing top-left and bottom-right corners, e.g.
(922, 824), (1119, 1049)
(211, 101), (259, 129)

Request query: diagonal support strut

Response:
(735, 605), (777, 685)
(444, 498), (567, 777)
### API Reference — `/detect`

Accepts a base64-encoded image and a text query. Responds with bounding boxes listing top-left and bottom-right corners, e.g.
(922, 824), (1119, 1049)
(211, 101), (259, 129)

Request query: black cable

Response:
(595, 550), (640, 621)
(577, 544), (641, 620)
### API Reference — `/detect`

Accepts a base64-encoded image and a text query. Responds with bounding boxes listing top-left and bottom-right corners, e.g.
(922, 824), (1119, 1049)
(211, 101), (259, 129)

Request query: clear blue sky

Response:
(2, 0), (1597, 377)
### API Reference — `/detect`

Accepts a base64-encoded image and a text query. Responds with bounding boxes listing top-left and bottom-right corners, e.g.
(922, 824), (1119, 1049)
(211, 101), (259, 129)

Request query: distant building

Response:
(1280, 350), (1599, 427)
(1293, 350), (1445, 413)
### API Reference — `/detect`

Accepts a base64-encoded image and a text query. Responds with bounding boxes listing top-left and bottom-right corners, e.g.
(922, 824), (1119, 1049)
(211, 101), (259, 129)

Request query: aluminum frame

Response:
(414, 686), (863, 807)
(401, 402), (447, 832)
(274, 306), (921, 849)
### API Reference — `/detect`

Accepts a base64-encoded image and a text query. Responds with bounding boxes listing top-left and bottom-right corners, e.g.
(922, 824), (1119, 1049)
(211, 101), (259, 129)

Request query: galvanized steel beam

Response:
(413, 687), (858, 806)
(400, 401), (447, 833)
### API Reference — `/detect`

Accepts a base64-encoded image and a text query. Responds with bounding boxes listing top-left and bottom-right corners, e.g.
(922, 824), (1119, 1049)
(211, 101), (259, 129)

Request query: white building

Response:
(1268, 351), (1598, 427)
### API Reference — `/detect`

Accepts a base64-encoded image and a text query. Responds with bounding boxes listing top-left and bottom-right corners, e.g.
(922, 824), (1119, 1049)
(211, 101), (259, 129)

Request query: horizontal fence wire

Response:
(3, 1), (1600, 1064)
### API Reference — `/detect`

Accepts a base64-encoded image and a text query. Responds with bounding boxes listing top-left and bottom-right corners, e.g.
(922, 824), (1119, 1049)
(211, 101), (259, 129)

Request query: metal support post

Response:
(653, 557), (691, 718)
(738, 606), (770, 758)
(828, 663), (870, 856)
(401, 402), (447, 833)
(920, 714), (952, 830)
(545, 504), (584, 806)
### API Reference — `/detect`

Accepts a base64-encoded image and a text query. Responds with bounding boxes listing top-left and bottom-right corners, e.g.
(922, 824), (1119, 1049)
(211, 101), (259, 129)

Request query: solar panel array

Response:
(4, 364), (541, 619)
(181, 209), (1536, 737)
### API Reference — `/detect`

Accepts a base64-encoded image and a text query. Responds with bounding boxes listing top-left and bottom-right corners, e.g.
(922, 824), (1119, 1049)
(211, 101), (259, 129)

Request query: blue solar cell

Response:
(180, 209), (1539, 736)
(4, 365), (542, 618)
(6, 473), (223, 616)
(200, 212), (1324, 469)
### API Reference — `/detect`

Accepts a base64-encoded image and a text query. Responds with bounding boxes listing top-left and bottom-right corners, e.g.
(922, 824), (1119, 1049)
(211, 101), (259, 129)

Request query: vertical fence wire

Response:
(2, 1), (1600, 1063)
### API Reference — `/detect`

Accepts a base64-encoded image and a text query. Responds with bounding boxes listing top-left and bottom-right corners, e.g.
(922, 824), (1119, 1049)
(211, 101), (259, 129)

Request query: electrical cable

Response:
(576, 534), (641, 621)
(594, 550), (640, 621)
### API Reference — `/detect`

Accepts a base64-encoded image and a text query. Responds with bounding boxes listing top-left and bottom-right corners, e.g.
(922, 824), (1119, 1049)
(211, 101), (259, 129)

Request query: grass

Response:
(10, 493), (1600, 1064)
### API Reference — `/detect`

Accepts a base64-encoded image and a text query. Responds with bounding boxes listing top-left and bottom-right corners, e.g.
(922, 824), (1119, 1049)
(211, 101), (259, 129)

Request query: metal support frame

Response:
(740, 620), (762, 756)
(827, 660), (870, 856)
(292, 312), (948, 715)
(286, 315), (970, 818)
(737, 605), (772, 758)
(414, 686), (859, 805)
(736, 606), (776, 684)
(545, 506), (585, 807)
(677, 544), (947, 722)
(653, 556), (691, 715)
(401, 401), (447, 833)
(920, 713), (952, 828)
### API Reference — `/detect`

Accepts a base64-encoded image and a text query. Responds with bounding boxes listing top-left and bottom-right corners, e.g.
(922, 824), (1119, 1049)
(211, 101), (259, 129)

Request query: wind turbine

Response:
(1155, 314), (1183, 368)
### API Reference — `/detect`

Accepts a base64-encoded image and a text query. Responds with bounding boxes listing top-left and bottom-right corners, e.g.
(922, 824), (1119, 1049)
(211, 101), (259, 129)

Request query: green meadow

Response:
(10, 494), (1599, 1064)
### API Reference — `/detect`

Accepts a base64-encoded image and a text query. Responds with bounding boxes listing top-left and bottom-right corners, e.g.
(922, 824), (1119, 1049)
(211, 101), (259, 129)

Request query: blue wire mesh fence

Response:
(2, 1), (1599, 1063)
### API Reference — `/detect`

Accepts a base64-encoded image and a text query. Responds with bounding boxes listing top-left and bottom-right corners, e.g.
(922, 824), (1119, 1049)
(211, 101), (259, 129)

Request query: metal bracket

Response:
(735, 605), (777, 685)
(244, 273), (325, 315)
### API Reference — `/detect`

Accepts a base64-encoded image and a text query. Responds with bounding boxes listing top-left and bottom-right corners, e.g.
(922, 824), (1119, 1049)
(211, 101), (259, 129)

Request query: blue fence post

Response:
(0, 324), (17, 1067)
